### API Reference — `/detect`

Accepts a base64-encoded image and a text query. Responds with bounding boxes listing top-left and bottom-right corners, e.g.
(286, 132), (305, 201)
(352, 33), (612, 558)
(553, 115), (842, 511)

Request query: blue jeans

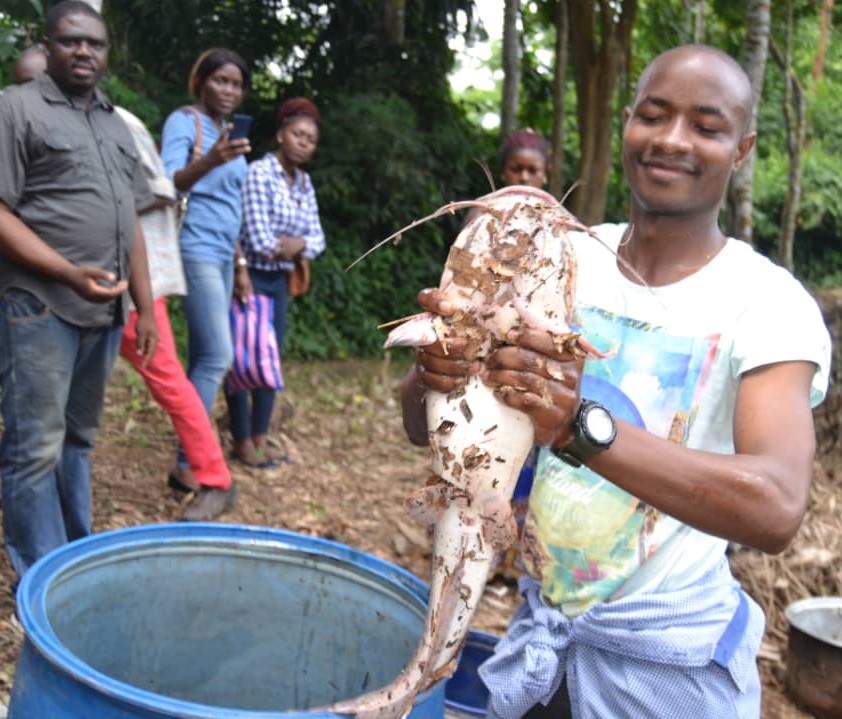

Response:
(178, 256), (235, 466)
(0, 289), (122, 578)
(226, 268), (288, 441)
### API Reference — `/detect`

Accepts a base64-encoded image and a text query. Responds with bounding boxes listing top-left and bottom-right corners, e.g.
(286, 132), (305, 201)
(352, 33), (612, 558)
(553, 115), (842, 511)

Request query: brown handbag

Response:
(287, 256), (311, 297)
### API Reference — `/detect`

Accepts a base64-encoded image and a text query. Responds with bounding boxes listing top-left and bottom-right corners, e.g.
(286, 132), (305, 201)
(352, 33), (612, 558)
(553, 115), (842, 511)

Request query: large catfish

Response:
(321, 185), (594, 719)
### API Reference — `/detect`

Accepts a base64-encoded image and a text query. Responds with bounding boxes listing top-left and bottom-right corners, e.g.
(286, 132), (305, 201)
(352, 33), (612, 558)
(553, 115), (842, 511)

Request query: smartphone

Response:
(228, 113), (253, 140)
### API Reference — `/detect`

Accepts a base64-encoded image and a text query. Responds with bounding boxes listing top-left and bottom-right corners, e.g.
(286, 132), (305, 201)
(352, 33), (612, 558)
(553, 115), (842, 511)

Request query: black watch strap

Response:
(552, 399), (617, 467)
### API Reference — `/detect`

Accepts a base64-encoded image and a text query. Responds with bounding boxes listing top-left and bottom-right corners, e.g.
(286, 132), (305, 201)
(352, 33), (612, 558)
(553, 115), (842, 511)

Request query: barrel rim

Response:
(16, 522), (439, 718)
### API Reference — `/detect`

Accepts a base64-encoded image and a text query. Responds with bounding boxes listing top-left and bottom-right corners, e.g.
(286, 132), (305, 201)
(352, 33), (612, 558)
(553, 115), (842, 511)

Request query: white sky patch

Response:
(449, 1), (504, 95)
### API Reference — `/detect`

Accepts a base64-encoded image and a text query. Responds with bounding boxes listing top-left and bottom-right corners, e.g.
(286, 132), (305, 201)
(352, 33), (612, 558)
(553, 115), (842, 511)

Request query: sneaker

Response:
(181, 484), (236, 522)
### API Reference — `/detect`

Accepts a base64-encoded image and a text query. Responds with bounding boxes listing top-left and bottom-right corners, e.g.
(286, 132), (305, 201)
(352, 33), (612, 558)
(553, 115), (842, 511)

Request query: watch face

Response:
(583, 406), (615, 444)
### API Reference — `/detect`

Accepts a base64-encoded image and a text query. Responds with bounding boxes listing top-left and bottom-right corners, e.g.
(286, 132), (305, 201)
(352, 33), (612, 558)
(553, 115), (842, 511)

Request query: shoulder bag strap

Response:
(179, 105), (203, 163)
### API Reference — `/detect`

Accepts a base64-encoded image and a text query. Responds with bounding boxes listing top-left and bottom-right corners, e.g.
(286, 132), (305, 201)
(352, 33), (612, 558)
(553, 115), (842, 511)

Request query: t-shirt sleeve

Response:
(130, 156), (154, 214)
(732, 268), (831, 407)
(160, 110), (197, 180)
(126, 114), (176, 200)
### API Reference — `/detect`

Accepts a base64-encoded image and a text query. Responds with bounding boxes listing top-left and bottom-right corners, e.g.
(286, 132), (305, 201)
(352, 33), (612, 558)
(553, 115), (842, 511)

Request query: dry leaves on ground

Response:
(0, 356), (835, 719)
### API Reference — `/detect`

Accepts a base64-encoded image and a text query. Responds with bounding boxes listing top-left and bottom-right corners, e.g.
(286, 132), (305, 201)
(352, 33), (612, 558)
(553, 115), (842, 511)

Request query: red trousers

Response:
(120, 297), (232, 490)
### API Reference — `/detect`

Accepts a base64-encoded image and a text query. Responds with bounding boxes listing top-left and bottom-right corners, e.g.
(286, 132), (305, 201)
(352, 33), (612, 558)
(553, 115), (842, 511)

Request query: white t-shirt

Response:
(522, 223), (831, 616)
(115, 106), (186, 304)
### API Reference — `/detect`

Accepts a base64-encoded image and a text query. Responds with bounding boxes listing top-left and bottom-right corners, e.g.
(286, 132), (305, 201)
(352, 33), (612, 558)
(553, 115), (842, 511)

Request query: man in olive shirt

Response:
(0, 0), (157, 579)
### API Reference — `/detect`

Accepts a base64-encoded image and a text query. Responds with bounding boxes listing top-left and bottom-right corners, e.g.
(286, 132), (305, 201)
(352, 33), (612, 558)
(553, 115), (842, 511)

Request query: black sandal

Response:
(167, 472), (199, 493)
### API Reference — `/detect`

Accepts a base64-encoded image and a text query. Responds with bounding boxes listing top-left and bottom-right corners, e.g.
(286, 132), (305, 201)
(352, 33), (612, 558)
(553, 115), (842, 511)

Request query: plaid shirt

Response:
(239, 152), (325, 272)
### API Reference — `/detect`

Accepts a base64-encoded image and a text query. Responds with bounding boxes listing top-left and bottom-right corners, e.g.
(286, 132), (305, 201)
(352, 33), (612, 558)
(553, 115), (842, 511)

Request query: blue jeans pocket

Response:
(3, 289), (50, 323)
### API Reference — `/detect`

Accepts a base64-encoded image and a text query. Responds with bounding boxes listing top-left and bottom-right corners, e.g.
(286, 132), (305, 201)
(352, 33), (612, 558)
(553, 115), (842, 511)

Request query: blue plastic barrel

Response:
(444, 630), (499, 718)
(9, 523), (445, 718)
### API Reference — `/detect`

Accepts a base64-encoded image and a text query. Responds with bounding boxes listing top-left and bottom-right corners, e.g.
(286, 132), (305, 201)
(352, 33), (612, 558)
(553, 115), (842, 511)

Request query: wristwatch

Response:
(235, 256), (248, 269)
(552, 399), (617, 467)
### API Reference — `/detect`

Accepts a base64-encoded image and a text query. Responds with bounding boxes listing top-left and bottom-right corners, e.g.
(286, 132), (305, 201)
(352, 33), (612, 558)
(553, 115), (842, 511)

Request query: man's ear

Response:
(622, 106), (632, 128)
(733, 132), (757, 170)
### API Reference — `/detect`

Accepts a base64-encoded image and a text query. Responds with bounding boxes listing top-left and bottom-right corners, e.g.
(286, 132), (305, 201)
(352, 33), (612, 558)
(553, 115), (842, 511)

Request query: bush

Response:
(285, 91), (488, 359)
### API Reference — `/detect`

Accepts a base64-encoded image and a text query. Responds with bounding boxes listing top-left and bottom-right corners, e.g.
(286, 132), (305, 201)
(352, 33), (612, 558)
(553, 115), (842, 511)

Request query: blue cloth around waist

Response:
(479, 557), (764, 719)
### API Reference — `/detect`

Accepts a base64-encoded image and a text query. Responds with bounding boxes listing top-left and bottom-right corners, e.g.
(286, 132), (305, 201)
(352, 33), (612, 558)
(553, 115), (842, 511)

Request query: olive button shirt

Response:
(0, 72), (153, 327)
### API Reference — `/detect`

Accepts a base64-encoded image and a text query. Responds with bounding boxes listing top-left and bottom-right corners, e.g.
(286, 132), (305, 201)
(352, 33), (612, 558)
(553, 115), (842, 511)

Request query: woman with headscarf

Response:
(499, 127), (551, 189)
(225, 97), (326, 467)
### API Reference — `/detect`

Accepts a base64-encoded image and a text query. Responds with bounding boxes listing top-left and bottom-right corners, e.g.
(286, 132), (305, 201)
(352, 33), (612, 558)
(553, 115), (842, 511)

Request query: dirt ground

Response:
(0, 354), (833, 717)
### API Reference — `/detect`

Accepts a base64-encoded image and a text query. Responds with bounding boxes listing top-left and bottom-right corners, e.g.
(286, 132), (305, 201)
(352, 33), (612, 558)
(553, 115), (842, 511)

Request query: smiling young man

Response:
(0, 0), (156, 581)
(400, 45), (831, 718)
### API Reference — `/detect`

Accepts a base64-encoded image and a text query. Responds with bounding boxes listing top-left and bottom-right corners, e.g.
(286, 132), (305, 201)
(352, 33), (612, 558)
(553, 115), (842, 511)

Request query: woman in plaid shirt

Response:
(226, 98), (326, 467)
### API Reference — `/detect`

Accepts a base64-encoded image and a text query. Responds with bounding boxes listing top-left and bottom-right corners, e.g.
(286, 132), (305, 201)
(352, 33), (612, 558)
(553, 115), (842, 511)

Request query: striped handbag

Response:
(224, 294), (284, 394)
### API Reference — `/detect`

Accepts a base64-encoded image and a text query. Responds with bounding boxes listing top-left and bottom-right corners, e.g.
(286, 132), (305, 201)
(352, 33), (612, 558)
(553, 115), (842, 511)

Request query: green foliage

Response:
(285, 91), (487, 359)
(3, 0), (842, 360)
(752, 140), (842, 284)
(0, 0), (42, 87)
(100, 74), (162, 132)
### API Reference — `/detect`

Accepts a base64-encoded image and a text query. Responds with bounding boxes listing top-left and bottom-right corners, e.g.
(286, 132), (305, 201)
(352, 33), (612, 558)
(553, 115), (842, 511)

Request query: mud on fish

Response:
(314, 185), (596, 719)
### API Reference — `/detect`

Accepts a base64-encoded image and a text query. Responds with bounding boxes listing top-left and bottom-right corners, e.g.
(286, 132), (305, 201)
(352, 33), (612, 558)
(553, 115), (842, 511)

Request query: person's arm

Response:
(400, 361), (430, 446)
(233, 246), (253, 302)
(139, 196), (176, 214)
(407, 285), (821, 554)
(584, 360), (817, 554)
(485, 324), (818, 554)
(173, 137), (250, 191)
(294, 173), (326, 260)
(160, 111), (250, 192)
(127, 219), (158, 366)
(0, 201), (128, 301)
(398, 290), (462, 446)
(268, 173), (325, 263)
(242, 163), (284, 260)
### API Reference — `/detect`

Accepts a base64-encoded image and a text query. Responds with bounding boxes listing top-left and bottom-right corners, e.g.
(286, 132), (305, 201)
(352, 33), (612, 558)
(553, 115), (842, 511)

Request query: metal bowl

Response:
(784, 596), (842, 718)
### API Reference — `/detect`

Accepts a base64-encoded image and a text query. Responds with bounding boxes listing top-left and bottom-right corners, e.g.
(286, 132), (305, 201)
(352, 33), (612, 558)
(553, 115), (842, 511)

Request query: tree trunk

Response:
(567, 0), (637, 225)
(770, 3), (806, 272)
(682, 0), (704, 42)
(812, 0), (833, 83)
(725, 0), (771, 244)
(500, 0), (521, 141)
(382, 0), (407, 46)
(548, 0), (569, 199)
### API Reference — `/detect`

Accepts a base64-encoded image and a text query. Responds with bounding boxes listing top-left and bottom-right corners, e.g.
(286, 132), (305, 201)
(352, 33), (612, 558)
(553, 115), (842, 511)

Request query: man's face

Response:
(621, 52), (753, 217)
(44, 13), (108, 98)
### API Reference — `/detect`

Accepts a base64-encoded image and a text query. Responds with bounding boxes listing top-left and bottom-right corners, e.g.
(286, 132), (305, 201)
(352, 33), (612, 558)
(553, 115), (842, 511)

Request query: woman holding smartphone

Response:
(225, 97), (326, 467)
(160, 47), (252, 514)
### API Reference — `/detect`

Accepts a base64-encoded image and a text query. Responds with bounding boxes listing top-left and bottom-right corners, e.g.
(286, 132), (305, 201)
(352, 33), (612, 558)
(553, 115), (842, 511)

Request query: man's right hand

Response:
(413, 288), (481, 394)
(67, 266), (129, 302)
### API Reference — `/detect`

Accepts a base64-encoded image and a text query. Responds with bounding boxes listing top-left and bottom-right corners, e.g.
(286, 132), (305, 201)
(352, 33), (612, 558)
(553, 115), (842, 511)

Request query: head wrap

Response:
(500, 128), (551, 166)
(276, 97), (321, 128)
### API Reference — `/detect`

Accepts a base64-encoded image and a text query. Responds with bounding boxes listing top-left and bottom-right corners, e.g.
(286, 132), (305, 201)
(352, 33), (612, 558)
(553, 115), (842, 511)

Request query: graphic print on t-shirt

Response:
(522, 303), (720, 612)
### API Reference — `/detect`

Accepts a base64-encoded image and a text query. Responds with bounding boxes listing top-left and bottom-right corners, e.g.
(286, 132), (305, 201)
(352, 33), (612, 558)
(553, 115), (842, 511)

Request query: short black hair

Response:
(44, 1), (105, 38)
